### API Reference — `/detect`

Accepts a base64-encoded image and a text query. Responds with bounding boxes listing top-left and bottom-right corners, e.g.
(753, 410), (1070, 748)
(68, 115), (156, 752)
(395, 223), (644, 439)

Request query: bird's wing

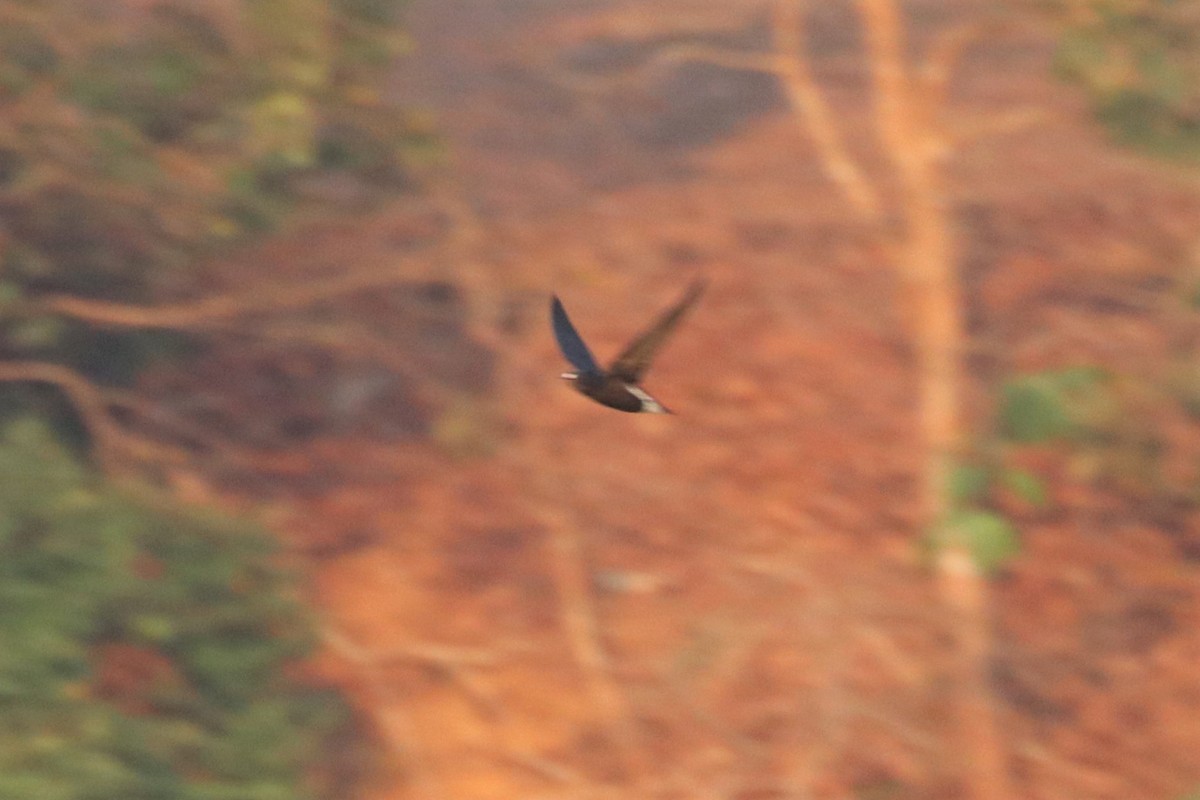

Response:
(551, 295), (603, 375)
(608, 279), (706, 383)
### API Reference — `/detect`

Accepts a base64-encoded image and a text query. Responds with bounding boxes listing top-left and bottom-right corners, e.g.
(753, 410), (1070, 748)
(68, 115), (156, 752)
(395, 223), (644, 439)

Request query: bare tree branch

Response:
(322, 625), (583, 793)
(544, 44), (777, 97)
(226, 316), (470, 408)
(541, 506), (647, 780)
(770, 0), (883, 221)
(322, 627), (508, 670)
(529, 1), (882, 222)
(319, 626), (444, 800)
(921, 20), (988, 120)
(40, 254), (439, 331)
(0, 360), (188, 473)
(946, 106), (1056, 150)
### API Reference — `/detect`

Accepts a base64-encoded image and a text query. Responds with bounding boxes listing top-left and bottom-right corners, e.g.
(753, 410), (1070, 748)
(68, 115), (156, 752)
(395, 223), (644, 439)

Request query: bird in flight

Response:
(551, 280), (706, 413)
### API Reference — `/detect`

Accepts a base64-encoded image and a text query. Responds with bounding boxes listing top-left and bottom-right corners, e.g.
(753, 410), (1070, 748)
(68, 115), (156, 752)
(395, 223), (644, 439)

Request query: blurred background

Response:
(1, 0), (1199, 798)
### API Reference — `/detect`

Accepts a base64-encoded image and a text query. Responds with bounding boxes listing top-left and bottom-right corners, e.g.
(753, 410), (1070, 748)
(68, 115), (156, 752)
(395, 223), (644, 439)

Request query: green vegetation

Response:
(0, 419), (363, 799)
(927, 365), (1120, 574)
(1049, 0), (1200, 160)
(997, 365), (1118, 445)
(0, 0), (424, 392)
(935, 2), (1200, 573)
(928, 350), (1200, 572)
(0, 6), (410, 786)
(925, 507), (1021, 576)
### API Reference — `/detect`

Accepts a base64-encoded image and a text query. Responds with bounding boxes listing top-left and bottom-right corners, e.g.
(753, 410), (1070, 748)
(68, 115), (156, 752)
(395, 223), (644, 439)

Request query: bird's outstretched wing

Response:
(551, 295), (602, 375)
(608, 279), (706, 383)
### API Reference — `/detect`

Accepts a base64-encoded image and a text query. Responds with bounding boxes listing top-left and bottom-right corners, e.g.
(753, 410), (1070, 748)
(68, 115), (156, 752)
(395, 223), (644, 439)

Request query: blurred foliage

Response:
(1046, 0), (1200, 160)
(0, 5), (402, 792)
(928, 365), (1121, 574)
(924, 509), (1020, 576)
(998, 365), (1116, 444)
(0, 418), (367, 799)
(0, 0), (426, 395)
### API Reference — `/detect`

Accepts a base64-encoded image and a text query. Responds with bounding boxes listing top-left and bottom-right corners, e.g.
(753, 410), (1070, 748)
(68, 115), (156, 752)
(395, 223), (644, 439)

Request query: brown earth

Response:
(149, 1), (1200, 798)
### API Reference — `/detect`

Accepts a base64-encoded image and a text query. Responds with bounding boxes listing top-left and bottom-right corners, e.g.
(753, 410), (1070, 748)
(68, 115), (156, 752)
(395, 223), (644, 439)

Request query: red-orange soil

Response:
(152, 2), (1200, 798)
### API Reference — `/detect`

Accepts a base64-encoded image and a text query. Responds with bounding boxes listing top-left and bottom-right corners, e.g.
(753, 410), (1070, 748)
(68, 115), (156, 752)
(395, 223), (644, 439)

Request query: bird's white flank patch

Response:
(626, 384), (668, 414)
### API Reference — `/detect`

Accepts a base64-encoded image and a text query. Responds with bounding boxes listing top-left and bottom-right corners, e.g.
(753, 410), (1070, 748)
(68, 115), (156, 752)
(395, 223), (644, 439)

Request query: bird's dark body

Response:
(550, 280), (705, 414)
(572, 372), (645, 413)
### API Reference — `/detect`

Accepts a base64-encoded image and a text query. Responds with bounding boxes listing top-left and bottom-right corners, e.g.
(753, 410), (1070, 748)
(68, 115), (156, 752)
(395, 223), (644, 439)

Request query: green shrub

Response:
(926, 366), (1113, 574)
(998, 366), (1114, 444)
(1051, 0), (1200, 161)
(924, 509), (1020, 576)
(0, 419), (364, 800)
(0, 0), (420, 414)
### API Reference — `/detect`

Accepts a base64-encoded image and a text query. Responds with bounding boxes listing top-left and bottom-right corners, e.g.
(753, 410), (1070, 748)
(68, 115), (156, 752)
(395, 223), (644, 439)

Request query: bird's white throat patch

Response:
(626, 384), (668, 414)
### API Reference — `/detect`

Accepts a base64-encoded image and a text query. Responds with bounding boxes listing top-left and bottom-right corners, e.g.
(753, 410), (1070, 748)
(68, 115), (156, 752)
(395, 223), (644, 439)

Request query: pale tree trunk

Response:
(853, 2), (1012, 798)
(853, 0), (961, 527)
